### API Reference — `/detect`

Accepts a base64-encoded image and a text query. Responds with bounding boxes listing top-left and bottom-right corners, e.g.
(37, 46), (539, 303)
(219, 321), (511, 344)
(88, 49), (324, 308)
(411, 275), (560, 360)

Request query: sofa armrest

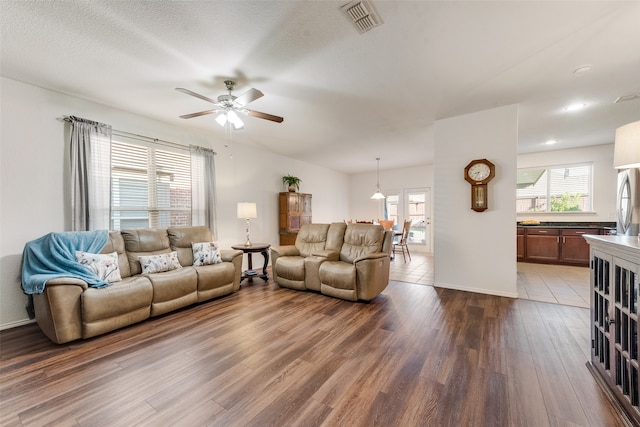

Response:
(271, 245), (299, 257)
(46, 277), (89, 289)
(220, 249), (243, 263)
(355, 254), (391, 301)
(33, 280), (88, 344)
(311, 250), (339, 261)
(353, 252), (390, 263)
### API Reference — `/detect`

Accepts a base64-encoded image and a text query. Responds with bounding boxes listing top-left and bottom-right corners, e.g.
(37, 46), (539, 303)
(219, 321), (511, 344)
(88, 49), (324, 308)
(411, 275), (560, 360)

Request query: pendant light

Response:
(371, 157), (385, 199)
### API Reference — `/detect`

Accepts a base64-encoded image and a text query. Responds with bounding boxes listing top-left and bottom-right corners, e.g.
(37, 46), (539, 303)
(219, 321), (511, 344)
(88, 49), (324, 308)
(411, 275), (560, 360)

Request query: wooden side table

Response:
(231, 243), (271, 283)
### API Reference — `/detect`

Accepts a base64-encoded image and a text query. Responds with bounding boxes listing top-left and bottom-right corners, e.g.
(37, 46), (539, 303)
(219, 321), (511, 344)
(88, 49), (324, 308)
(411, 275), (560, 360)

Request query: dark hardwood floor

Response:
(0, 272), (628, 426)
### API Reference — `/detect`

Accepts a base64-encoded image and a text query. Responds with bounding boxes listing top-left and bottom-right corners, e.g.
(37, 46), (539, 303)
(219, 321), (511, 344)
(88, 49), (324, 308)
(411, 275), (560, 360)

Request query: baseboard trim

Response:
(0, 318), (36, 331)
(433, 281), (518, 299)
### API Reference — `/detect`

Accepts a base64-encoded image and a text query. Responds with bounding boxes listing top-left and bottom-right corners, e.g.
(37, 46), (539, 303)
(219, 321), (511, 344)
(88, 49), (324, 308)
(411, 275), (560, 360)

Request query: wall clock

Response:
(464, 159), (495, 212)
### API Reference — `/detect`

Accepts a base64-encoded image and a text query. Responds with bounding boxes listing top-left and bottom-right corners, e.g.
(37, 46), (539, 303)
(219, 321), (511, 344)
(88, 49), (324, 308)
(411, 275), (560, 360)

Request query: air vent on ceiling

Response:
(614, 92), (640, 103)
(341, 0), (383, 34)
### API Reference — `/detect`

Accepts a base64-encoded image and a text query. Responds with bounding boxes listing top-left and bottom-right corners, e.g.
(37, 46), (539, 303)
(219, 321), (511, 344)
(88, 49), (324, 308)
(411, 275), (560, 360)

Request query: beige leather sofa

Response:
(271, 222), (393, 301)
(33, 226), (242, 344)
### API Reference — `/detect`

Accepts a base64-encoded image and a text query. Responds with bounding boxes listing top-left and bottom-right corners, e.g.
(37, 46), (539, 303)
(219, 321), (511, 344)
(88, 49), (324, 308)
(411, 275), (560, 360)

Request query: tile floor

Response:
(389, 252), (591, 308)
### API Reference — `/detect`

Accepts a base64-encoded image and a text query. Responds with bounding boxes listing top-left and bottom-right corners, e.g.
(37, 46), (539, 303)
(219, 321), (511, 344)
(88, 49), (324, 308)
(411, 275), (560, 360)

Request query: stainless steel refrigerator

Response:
(617, 168), (640, 236)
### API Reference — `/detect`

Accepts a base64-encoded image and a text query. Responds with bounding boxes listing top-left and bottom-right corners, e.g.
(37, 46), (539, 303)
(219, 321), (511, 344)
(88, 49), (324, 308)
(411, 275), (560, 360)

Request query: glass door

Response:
(383, 188), (431, 252)
(404, 188), (431, 251)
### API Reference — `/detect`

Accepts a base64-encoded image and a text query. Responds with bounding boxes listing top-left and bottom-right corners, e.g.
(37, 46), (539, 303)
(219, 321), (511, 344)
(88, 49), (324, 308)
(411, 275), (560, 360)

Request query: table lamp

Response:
(237, 202), (257, 246)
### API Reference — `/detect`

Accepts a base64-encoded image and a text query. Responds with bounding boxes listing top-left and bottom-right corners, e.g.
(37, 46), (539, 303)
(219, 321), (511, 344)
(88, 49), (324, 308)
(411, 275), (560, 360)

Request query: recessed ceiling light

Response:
(545, 139), (557, 145)
(573, 65), (592, 76)
(564, 103), (587, 112)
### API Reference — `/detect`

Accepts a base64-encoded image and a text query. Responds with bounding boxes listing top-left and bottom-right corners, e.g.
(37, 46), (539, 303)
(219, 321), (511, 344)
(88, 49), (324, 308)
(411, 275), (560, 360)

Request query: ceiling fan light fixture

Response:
(227, 110), (245, 129)
(215, 111), (245, 130)
(215, 114), (227, 127)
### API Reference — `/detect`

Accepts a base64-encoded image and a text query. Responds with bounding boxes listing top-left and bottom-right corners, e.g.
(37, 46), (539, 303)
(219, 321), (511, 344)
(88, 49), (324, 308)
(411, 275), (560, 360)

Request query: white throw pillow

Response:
(138, 251), (182, 274)
(192, 242), (222, 266)
(76, 251), (122, 283)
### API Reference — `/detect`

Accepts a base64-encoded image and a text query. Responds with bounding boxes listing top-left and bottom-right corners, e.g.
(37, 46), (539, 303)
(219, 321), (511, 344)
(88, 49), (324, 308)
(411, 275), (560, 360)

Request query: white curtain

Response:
(69, 116), (112, 231)
(190, 145), (217, 236)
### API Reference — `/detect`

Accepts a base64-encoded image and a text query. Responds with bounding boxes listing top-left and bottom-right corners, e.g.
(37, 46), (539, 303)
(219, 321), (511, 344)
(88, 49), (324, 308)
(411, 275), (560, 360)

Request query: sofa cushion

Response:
(340, 224), (386, 263)
(145, 267), (198, 316)
(82, 275), (152, 322)
(193, 262), (237, 301)
(294, 224), (331, 257)
(168, 226), (214, 267)
(138, 251), (181, 274)
(326, 222), (347, 252)
(122, 228), (171, 275)
(75, 251), (122, 282)
(100, 231), (131, 278)
(318, 261), (357, 301)
(274, 256), (307, 290)
(192, 242), (222, 266)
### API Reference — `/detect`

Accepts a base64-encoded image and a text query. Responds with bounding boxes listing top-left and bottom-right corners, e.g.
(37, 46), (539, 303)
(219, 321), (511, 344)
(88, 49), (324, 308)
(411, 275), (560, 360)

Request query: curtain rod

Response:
(59, 116), (216, 154)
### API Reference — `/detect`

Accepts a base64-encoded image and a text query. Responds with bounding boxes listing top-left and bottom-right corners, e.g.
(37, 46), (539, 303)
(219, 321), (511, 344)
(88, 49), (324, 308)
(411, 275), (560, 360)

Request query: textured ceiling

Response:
(1, 1), (639, 173)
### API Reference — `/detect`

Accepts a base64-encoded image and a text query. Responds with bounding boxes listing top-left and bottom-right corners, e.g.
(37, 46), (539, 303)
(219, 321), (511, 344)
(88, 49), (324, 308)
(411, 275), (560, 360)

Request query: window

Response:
(111, 140), (192, 230)
(517, 163), (593, 213)
(385, 195), (399, 228)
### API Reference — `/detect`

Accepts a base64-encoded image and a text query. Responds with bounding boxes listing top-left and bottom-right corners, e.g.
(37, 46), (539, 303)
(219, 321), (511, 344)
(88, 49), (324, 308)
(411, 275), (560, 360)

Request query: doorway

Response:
(384, 187), (431, 252)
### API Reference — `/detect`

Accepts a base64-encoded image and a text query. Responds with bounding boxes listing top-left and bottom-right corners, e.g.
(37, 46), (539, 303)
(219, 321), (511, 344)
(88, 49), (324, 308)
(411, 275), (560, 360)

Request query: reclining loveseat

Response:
(270, 222), (393, 301)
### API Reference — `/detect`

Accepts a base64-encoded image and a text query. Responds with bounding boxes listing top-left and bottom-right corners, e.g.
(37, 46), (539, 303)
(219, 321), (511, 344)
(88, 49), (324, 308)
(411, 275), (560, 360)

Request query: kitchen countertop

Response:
(517, 221), (616, 229)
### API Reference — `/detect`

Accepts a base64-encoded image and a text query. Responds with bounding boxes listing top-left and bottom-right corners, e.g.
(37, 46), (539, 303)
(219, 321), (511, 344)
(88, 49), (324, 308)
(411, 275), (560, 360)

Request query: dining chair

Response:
(378, 219), (394, 231)
(392, 219), (412, 262)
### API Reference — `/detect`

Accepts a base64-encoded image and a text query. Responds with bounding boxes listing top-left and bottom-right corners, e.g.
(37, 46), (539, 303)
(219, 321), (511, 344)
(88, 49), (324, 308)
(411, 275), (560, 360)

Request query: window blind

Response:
(111, 140), (191, 230)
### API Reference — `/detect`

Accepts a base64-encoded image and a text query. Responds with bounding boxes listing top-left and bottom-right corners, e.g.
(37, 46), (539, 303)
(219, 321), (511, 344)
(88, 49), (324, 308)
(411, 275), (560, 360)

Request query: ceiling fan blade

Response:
(246, 109), (284, 123)
(233, 88), (264, 107)
(175, 88), (218, 104)
(179, 109), (218, 119)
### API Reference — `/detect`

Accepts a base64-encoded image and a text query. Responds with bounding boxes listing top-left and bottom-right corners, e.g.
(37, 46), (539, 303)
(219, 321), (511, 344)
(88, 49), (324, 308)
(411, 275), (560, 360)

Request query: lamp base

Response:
(245, 218), (252, 247)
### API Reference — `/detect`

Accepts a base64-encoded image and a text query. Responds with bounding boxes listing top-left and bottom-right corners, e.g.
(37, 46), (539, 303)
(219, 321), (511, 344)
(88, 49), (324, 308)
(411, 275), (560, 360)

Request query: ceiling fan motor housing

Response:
(217, 94), (237, 108)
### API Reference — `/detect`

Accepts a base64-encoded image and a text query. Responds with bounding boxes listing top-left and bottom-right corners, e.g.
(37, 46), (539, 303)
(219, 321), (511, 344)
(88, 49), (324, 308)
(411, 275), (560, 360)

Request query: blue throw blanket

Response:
(21, 230), (110, 295)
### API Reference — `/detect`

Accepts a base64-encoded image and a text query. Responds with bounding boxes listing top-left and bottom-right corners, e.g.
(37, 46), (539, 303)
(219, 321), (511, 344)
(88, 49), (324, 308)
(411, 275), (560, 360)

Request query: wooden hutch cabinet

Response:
(586, 235), (640, 425)
(279, 192), (312, 245)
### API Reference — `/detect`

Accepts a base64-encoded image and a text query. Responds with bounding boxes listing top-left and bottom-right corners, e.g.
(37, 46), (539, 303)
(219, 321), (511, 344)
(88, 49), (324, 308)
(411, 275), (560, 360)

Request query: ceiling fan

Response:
(176, 80), (283, 130)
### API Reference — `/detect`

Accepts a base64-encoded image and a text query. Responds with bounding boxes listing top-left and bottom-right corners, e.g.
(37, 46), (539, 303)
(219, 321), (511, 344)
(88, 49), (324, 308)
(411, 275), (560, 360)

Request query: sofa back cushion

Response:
(100, 231), (131, 278)
(295, 224), (331, 257)
(121, 229), (171, 276)
(167, 226), (214, 267)
(326, 222), (347, 252)
(340, 224), (386, 263)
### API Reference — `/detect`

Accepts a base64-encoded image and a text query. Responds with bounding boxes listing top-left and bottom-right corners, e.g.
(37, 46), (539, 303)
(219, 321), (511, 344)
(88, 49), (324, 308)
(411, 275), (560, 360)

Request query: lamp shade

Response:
(237, 202), (257, 219)
(614, 120), (640, 169)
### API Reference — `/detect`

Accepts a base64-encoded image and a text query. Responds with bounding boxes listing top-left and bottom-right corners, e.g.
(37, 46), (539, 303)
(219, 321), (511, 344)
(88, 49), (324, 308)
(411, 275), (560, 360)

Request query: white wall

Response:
(349, 164), (434, 252)
(0, 77), (349, 329)
(517, 144), (617, 222)
(434, 105), (518, 298)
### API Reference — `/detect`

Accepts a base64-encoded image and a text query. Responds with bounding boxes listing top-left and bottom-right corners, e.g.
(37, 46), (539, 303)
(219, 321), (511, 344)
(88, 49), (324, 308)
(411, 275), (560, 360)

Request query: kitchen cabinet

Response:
(518, 225), (613, 267)
(560, 228), (592, 265)
(517, 227), (525, 261)
(525, 228), (560, 263)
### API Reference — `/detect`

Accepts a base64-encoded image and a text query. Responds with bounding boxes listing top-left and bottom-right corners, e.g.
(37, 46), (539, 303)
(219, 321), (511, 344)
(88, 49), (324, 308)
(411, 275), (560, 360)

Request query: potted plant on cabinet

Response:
(282, 174), (301, 192)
